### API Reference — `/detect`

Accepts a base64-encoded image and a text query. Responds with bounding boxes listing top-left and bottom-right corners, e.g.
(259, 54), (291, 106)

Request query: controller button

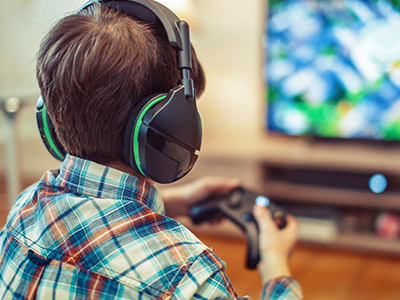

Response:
(255, 195), (270, 207)
(229, 191), (242, 208)
(243, 213), (255, 223)
(273, 211), (283, 218)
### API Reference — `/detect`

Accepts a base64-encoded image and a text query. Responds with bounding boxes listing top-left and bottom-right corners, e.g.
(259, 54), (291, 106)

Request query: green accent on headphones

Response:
(133, 95), (167, 176)
(42, 106), (65, 161)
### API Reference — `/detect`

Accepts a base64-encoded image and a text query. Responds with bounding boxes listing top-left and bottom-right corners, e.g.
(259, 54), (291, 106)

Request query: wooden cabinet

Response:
(177, 135), (400, 254)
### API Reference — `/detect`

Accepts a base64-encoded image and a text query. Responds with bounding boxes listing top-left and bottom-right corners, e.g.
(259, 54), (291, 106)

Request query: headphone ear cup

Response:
(144, 86), (201, 183)
(124, 86), (201, 184)
(36, 97), (67, 161)
(123, 93), (166, 175)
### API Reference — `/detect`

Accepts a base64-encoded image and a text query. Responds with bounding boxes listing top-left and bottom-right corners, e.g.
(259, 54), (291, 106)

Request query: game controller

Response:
(190, 187), (287, 269)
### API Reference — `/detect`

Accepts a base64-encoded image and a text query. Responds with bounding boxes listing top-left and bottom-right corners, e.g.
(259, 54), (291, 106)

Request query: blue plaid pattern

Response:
(0, 155), (301, 299)
(263, 277), (303, 300)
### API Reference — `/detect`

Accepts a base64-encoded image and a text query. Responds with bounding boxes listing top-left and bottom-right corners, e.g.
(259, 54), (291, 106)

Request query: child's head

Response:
(36, 3), (205, 165)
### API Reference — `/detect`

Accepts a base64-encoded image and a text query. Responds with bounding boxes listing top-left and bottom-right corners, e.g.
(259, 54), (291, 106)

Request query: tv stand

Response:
(178, 135), (400, 255)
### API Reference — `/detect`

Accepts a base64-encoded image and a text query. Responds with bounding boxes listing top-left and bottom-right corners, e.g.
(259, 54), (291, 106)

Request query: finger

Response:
(203, 177), (241, 193)
(253, 204), (277, 233)
(194, 177), (240, 200)
(209, 216), (224, 225)
(282, 214), (299, 233)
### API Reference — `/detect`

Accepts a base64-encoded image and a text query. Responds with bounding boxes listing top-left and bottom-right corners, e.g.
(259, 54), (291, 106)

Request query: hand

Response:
(161, 177), (240, 218)
(253, 204), (298, 284)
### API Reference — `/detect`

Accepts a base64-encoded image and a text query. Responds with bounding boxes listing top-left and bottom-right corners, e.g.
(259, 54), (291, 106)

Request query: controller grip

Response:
(190, 202), (219, 224)
(218, 207), (260, 270)
(245, 221), (260, 269)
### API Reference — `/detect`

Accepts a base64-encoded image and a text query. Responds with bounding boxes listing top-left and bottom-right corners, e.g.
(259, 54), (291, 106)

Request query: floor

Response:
(1, 181), (400, 300)
(196, 232), (400, 300)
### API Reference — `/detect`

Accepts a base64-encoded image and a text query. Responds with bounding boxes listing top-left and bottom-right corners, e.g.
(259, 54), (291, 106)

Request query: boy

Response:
(0, 1), (302, 299)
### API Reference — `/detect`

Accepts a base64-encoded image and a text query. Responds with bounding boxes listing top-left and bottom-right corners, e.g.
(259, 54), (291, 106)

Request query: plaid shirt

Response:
(0, 155), (302, 299)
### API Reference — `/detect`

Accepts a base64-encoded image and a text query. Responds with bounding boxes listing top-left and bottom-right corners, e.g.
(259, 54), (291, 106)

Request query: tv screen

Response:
(266, 0), (400, 141)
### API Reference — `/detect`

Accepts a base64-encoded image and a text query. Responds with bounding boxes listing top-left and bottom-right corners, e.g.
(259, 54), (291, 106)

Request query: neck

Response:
(106, 161), (155, 185)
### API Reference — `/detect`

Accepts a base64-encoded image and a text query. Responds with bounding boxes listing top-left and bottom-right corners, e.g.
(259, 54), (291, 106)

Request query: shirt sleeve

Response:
(262, 276), (303, 300)
(170, 248), (249, 299)
(190, 272), (303, 300)
(172, 248), (302, 300)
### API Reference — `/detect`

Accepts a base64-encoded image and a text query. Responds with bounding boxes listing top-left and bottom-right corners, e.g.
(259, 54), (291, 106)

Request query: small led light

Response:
(255, 195), (270, 207)
(369, 173), (388, 194)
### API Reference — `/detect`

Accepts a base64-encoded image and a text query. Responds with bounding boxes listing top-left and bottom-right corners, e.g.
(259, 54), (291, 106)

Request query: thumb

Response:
(253, 204), (277, 233)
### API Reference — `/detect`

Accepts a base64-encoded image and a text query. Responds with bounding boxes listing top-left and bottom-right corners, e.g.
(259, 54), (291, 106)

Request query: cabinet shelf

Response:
(263, 181), (400, 210)
(301, 233), (400, 255)
(334, 233), (400, 254)
(179, 137), (400, 255)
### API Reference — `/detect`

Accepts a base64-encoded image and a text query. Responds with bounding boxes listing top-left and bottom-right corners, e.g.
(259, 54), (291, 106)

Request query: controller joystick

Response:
(190, 187), (287, 269)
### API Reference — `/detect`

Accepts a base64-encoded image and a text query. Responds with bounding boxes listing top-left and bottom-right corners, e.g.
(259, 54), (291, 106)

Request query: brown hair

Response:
(36, 3), (205, 164)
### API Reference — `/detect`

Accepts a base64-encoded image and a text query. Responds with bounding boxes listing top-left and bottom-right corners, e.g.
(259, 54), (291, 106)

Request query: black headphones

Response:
(36, 0), (202, 183)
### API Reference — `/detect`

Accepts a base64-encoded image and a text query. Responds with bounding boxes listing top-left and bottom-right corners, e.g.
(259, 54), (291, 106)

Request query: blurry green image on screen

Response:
(265, 0), (400, 140)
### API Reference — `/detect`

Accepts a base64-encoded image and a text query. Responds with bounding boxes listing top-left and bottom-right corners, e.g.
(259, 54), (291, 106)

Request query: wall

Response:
(193, 0), (265, 143)
(0, 0), (88, 143)
(0, 0), (266, 178)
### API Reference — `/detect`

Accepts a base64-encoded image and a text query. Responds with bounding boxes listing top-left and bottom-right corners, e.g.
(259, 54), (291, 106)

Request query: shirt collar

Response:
(56, 154), (165, 215)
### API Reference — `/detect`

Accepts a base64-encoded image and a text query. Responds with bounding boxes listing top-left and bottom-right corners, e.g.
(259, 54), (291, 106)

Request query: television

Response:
(265, 0), (400, 141)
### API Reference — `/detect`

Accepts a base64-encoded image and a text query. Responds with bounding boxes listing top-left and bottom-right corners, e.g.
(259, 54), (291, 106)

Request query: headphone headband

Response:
(78, 0), (194, 99)
(79, 0), (182, 48)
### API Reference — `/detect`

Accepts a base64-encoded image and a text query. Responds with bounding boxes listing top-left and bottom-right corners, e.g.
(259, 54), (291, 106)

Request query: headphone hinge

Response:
(179, 75), (195, 102)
